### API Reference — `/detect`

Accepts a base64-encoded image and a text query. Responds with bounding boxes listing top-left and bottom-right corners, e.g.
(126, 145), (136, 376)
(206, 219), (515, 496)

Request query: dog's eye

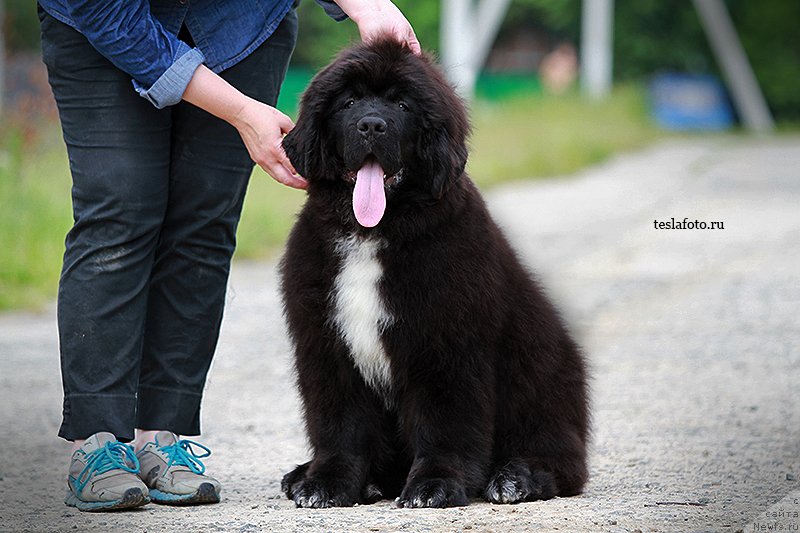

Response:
(398, 101), (409, 112)
(344, 98), (355, 109)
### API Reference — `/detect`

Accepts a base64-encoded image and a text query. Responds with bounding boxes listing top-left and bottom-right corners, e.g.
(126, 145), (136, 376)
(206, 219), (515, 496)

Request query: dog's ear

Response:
(415, 64), (470, 199)
(282, 111), (322, 181)
(283, 72), (343, 180)
(418, 118), (469, 200)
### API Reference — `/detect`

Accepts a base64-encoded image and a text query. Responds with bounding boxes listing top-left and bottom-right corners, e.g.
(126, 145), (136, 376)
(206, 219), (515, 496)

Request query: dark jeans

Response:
(39, 8), (297, 441)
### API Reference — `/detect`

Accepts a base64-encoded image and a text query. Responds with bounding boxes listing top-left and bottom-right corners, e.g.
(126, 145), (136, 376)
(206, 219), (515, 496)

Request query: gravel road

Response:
(1, 138), (798, 532)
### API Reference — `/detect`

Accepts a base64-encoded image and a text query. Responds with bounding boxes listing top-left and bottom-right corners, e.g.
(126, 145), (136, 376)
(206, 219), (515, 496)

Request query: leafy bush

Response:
(3, 0), (42, 51)
(292, 0), (440, 66)
(730, 0), (800, 121)
(611, 0), (800, 121)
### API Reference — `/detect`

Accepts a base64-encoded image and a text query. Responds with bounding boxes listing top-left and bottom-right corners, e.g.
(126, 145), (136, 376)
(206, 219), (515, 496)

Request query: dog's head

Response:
(283, 38), (469, 228)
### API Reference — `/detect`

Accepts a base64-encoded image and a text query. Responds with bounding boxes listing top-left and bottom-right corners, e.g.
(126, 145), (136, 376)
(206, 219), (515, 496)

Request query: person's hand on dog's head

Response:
(336, 0), (421, 55)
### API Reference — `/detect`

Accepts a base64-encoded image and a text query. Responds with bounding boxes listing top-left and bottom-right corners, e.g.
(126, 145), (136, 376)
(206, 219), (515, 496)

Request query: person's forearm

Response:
(334, 0), (378, 24)
(332, 0), (382, 25)
(181, 65), (251, 128)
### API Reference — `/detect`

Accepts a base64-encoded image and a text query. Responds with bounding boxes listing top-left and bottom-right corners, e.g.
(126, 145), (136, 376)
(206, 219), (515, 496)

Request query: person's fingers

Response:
(285, 174), (309, 190)
(269, 161), (308, 189)
(275, 138), (299, 176)
(258, 141), (306, 189)
(275, 110), (295, 134)
(254, 149), (308, 190)
(405, 29), (422, 55)
(232, 100), (307, 189)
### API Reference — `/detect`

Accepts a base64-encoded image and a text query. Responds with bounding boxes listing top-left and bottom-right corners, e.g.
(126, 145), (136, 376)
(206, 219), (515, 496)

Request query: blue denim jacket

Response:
(38, 0), (346, 109)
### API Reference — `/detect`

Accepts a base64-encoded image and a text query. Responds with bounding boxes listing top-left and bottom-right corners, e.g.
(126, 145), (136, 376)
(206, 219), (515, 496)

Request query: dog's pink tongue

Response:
(353, 160), (386, 227)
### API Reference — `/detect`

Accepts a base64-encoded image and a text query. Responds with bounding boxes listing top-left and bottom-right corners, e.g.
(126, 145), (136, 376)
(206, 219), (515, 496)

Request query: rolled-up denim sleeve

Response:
(132, 47), (205, 108)
(62, 0), (205, 108)
(314, 0), (348, 22)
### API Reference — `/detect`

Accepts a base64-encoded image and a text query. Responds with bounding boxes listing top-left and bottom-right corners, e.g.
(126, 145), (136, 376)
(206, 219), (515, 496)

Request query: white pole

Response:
(441, 0), (512, 99)
(441, 0), (474, 97)
(580, 0), (614, 99)
(472, 0), (512, 77)
(692, 0), (774, 132)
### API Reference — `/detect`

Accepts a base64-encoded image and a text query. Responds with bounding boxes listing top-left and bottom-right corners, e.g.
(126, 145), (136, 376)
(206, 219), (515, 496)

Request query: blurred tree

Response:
(4, 0), (41, 51)
(293, 0), (440, 67)
(2, 0), (796, 119)
(611, 0), (799, 120)
(730, 0), (800, 121)
(500, 0), (580, 42)
(495, 0), (799, 120)
(612, 0), (713, 78)
(293, 1), (359, 67)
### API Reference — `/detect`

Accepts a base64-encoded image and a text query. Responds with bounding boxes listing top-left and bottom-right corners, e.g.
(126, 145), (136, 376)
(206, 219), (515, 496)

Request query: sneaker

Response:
(65, 432), (150, 512)
(136, 431), (221, 505)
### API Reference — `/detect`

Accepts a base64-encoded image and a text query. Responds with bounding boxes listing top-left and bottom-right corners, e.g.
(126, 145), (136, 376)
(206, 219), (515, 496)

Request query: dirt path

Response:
(1, 138), (798, 532)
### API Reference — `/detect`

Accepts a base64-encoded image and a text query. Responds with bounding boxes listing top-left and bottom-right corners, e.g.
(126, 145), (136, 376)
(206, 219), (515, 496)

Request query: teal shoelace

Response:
(75, 442), (140, 494)
(160, 439), (211, 475)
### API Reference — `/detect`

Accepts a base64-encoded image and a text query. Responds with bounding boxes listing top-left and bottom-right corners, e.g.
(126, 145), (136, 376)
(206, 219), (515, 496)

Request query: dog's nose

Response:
(357, 116), (387, 137)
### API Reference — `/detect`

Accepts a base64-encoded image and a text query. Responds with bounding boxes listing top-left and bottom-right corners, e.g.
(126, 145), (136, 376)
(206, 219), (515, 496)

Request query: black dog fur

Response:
(279, 39), (589, 508)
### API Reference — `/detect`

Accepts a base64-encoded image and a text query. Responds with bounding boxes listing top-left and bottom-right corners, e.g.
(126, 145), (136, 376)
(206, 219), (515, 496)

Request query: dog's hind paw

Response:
(361, 483), (383, 504)
(484, 461), (557, 504)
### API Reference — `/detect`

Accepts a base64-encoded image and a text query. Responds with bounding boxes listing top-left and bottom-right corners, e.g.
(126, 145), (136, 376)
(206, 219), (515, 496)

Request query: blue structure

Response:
(649, 73), (735, 131)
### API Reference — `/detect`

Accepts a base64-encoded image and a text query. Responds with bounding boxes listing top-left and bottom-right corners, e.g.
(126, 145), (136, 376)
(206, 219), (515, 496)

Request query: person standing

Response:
(37, 0), (419, 511)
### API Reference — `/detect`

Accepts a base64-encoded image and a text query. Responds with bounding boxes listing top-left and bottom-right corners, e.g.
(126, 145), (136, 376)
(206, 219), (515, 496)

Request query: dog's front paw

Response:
(281, 462), (310, 499)
(484, 462), (556, 504)
(396, 477), (468, 508)
(288, 475), (359, 508)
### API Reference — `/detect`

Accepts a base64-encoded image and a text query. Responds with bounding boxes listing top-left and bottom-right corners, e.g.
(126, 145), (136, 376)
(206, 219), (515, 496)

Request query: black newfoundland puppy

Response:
(279, 39), (588, 509)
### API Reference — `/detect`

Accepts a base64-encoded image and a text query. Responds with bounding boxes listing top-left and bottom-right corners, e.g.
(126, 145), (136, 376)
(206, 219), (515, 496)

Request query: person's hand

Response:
(336, 0), (421, 55)
(232, 98), (308, 190)
(182, 65), (307, 189)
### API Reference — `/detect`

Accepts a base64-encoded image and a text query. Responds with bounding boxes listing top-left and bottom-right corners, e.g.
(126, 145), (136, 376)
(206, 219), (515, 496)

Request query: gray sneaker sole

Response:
(150, 482), (220, 506)
(65, 487), (150, 512)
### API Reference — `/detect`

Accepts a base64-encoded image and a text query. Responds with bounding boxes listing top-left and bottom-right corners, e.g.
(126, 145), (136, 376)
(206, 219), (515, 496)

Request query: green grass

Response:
(1, 85), (664, 311)
(234, 167), (306, 259)
(0, 126), (72, 310)
(467, 84), (661, 186)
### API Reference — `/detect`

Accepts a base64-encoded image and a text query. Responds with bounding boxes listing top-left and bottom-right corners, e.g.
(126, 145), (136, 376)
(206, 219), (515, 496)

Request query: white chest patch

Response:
(331, 235), (394, 395)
